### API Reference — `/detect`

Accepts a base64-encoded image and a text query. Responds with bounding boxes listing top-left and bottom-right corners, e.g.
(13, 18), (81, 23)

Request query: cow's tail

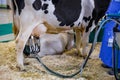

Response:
(12, 0), (19, 14)
(12, 0), (23, 41)
(11, 0), (18, 37)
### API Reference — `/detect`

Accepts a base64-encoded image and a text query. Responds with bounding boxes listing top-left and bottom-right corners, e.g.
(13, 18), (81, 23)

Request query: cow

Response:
(11, 0), (111, 70)
(37, 32), (74, 57)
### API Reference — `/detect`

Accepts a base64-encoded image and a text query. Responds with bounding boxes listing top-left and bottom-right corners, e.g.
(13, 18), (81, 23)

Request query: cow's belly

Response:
(42, 10), (78, 27)
(44, 14), (62, 27)
(44, 14), (80, 27)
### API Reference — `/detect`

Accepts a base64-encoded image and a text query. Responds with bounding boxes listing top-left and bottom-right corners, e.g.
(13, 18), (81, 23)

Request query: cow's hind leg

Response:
(81, 30), (91, 57)
(16, 28), (33, 71)
(74, 28), (82, 56)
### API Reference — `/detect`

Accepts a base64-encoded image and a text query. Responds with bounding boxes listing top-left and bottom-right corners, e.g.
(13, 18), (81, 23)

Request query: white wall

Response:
(0, 0), (7, 5)
(0, 0), (12, 9)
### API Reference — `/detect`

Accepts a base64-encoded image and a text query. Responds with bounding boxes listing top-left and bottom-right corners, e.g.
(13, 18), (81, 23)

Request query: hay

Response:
(0, 41), (115, 80)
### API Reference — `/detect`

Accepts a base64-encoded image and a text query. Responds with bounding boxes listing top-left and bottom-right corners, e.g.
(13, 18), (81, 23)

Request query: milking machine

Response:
(100, 13), (120, 80)
(109, 14), (120, 80)
(23, 14), (120, 79)
(24, 36), (40, 56)
(113, 24), (120, 80)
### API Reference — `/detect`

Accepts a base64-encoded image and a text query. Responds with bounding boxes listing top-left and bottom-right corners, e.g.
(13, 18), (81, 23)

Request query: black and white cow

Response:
(11, 0), (111, 70)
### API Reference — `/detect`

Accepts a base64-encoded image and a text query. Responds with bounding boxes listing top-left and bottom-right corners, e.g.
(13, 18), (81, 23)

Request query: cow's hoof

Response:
(77, 49), (84, 57)
(63, 48), (78, 55)
(80, 54), (88, 59)
(24, 62), (30, 65)
(16, 64), (26, 71)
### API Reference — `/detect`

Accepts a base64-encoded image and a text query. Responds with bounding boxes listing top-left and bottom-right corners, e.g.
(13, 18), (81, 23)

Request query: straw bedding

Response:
(0, 41), (115, 80)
